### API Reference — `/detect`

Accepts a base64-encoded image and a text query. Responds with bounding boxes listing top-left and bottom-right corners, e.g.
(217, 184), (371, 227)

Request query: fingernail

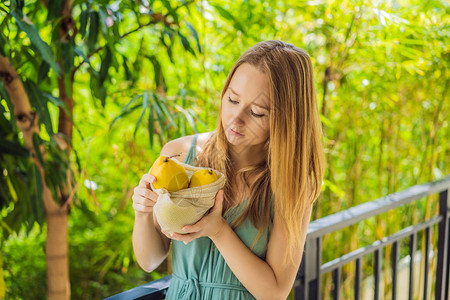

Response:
(182, 227), (187, 231)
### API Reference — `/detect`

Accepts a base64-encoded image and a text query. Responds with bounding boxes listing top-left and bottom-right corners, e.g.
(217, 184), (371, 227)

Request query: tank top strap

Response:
(184, 134), (198, 165)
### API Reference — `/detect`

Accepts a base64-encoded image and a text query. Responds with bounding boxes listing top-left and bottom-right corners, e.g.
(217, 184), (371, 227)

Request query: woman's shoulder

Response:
(161, 132), (214, 162)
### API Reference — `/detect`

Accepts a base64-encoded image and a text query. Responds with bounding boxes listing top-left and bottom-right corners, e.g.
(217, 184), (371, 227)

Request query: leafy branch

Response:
(73, 0), (196, 74)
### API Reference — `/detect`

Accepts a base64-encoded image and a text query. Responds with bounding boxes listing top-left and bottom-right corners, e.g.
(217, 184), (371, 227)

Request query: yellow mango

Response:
(189, 169), (218, 187)
(150, 155), (189, 192)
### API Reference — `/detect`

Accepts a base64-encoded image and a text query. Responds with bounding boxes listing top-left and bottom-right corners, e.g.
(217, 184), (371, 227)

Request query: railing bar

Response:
(445, 220), (450, 300)
(332, 267), (341, 300)
(104, 275), (172, 300)
(316, 237), (322, 300)
(374, 248), (382, 300)
(355, 258), (362, 300)
(321, 216), (442, 273)
(307, 176), (450, 238)
(423, 226), (430, 300)
(392, 241), (399, 300)
(303, 254), (309, 300)
(436, 189), (449, 300)
(409, 232), (416, 300)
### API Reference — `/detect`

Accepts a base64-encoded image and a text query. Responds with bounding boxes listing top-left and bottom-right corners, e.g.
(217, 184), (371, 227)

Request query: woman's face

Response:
(221, 63), (271, 148)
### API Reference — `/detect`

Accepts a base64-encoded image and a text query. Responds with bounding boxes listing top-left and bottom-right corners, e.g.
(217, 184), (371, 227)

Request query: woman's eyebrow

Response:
(229, 86), (271, 111)
(254, 103), (270, 111)
(229, 86), (240, 96)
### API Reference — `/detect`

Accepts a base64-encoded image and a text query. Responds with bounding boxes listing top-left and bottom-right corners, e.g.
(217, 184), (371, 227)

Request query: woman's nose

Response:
(232, 108), (248, 125)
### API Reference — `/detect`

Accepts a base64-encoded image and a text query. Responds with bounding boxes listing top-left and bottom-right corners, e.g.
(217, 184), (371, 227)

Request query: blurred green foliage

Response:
(1, 0), (449, 298)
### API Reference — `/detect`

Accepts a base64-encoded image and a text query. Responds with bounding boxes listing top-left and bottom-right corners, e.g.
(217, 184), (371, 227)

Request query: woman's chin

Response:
(226, 132), (245, 144)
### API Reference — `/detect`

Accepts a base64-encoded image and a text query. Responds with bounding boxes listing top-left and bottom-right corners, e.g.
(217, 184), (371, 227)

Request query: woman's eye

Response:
(228, 97), (265, 118)
(228, 97), (239, 104)
(251, 111), (265, 118)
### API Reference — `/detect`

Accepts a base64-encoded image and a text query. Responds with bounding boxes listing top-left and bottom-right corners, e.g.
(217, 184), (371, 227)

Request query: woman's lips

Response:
(230, 128), (244, 136)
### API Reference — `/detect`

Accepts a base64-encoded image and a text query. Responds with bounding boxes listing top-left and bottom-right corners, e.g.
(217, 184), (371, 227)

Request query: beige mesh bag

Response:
(150, 158), (226, 234)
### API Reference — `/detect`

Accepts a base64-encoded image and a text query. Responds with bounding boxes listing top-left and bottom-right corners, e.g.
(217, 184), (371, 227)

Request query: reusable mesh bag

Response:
(150, 158), (226, 234)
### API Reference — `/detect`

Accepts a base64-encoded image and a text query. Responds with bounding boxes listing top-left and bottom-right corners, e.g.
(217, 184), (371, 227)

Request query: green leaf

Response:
(210, 4), (245, 33)
(0, 83), (14, 127)
(185, 109), (200, 132)
(10, 0), (24, 18)
(177, 31), (196, 56)
(161, 28), (175, 64)
(153, 93), (176, 129)
(99, 46), (112, 85)
(10, 11), (61, 76)
(97, 7), (109, 37)
(0, 139), (29, 157)
(24, 79), (54, 135)
(147, 55), (165, 89)
(151, 93), (167, 137)
(0, 102), (10, 132)
(109, 94), (143, 130)
(79, 9), (89, 38)
(32, 133), (45, 166)
(42, 92), (71, 117)
(47, 0), (64, 21)
(132, 38), (145, 82)
(134, 91), (149, 137)
(122, 55), (132, 81)
(74, 46), (96, 72)
(89, 72), (106, 106)
(320, 114), (332, 128)
(148, 101), (154, 149)
(61, 39), (75, 74)
(37, 61), (50, 84)
(30, 164), (45, 226)
(184, 20), (201, 53)
(0, 31), (6, 56)
(179, 89), (187, 136)
(44, 165), (60, 204)
(88, 11), (99, 54)
(187, 108), (207, 130)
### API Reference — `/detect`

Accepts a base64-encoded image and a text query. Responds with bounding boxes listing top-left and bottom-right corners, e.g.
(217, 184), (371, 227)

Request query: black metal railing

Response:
(295, 175), (450, 300)
(105, 176), (450, 300)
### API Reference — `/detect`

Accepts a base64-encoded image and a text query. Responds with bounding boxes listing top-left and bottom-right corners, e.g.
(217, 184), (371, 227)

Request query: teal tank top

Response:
(165, 134), (274, 299)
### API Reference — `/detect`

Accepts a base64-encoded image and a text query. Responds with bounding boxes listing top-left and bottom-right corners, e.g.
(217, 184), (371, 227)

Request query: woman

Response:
(132, 40), (326, 299)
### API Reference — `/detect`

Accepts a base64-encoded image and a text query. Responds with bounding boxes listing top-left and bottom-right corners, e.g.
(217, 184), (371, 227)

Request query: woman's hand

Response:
(132, 173), (159, 215)
(162, 189), (226, 244)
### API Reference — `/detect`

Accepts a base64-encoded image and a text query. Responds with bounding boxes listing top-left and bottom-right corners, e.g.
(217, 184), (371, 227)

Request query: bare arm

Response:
(132, 196), (170, 272)
(132, 141), (181, 272)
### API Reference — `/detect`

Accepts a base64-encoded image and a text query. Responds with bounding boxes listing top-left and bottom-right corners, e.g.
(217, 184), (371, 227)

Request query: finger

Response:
(143, 173), (156, 184)
(138, 180), (149, 188)
(134, 187), (157, 200)
(182, 219), (204, 233)
(212, 190), (224, 211)
(138, 175), (150, 187)
(132, 194), (155, 207)
(139, 174), (156, 188)
(170, 232), (198, 243)
(147, 174), (156, 183)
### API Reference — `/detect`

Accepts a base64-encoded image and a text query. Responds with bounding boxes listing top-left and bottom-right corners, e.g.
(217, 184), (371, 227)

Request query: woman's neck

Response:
(229, 146), (266, 170)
